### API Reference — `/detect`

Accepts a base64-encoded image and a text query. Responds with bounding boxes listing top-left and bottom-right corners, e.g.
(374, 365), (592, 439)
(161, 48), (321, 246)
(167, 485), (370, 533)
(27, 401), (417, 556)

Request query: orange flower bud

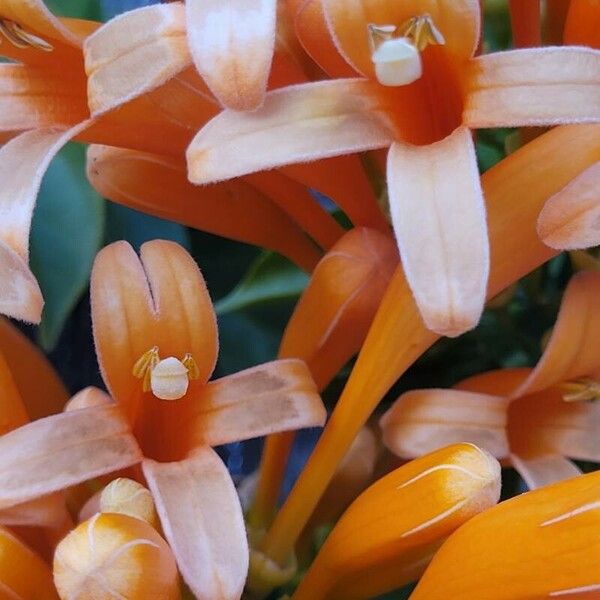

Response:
(100, 478), (159, 530)
(293, 443), (501, 600)
(0, 526), (58, 599)
(53, 512), (179, 600)
(411, 469), (600, 599)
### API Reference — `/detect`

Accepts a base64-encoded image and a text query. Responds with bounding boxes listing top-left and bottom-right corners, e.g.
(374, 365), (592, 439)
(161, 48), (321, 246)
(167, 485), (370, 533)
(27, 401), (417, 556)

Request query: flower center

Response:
(368, 14), (445, 87)
(0, 19), (53, 51)
(132, 346), (200, 401)
(561, 378), (600, 403)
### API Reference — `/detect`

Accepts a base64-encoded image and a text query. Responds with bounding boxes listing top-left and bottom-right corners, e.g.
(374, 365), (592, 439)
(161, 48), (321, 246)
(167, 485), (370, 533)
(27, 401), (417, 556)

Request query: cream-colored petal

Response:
(465, 47), (600, 128)
(537, 161), (600, 250)
(510, 453), (582, 490)
(84, 3), (191, 116)
(387, 127), (489, 337)
(143, 448), (248, 600)
(186, 0), (276, 110)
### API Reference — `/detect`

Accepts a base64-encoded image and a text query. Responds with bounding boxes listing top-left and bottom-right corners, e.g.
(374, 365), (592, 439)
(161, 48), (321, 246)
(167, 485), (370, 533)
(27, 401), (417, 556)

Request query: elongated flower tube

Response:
(54, 512), (179, 600)
(411, 469), (600, 599)
(292, 444), (500, 600)
(381, 270), (600, 489)
(258, 125), (600, 567)
(249, 228), (397, 531)
(188, 0), (600, 337)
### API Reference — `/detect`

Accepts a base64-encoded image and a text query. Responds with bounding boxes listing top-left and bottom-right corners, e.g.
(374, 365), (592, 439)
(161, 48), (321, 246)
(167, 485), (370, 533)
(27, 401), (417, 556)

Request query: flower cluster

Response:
(0, 0), (598, 598)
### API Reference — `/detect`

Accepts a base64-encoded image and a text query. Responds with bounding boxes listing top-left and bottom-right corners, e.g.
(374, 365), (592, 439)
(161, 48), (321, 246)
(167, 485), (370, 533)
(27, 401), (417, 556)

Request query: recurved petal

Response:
(322, 0), (480, 78)
(381, 389), (510, 460)
(91, 240), (218, 410)
(86, 145), (322, 272)
(387, 127), (489, 337)
(187, 79), (395, 184)
(537, 161), (600, 249)
(511, 270), (600, 398)
(0, 123), (90, 322)
(189, 359), (325, 447)
(464, 47), (600, 128)
(511, 454), (582, 490)
(186, 0), (277, 111)
(411, 469), (600, 600)
(280, 227), (398, 388)
(292, 443), (500, 600)
(84, 3), (191, 116)
(0, 404), (142, 510)
(143, 448), (248, 600)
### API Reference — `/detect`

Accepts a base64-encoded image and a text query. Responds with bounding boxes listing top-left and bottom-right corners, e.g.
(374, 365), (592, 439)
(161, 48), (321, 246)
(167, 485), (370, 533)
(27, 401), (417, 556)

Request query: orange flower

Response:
(411, 469), (600, 599)
(0, 240), (326, 600)
(256, 125), (600, 567)
(381, 270), (600, 489)
(187, 0), (600, 337)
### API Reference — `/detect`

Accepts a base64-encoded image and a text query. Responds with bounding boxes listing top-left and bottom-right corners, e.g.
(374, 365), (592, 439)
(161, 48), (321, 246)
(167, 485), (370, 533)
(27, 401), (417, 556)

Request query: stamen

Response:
(368, 14), (445, 87)
(561, 378), (600, 403)
(0, 19), (53, 51)
(182, 353), (200, 380)
(132, 346), (160, 393)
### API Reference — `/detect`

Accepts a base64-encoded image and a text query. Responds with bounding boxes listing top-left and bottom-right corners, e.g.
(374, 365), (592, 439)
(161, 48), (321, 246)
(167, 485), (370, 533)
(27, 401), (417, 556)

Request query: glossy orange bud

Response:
(293, 443), (501, 600)
(54, 512), (179, 600)
(412, 470), (600, 599)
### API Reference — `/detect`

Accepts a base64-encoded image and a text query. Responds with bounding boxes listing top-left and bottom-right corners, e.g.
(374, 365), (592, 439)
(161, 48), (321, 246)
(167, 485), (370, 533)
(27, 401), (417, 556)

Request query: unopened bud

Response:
(100, 478), (159, 529)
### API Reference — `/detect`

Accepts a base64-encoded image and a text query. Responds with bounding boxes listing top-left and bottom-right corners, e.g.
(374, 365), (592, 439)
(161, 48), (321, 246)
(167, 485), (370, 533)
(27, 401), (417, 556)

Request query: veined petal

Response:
(86, 145), (322, 272)
(91, 240), (219, 411)
(143, 448), (248, 600)
(387, 126), (489, 337)
(187, 79), (396, 184)
(511, 270), (600, 397)
(0, 404), (142, 509)
(84, 3), (191, 116)
(280, 227), (397, 388)
(186, 0), (277, 111)
(537, 161), (600, 249)
(411, 469), (600, 599)
(189, 359), (325, 447)
(464, 47), (600, 128)
(381, 389), (510, 459)
(564, 0), (600, 48)
(322, 0), (480, 78)
(0, 122), (90, 322)
(511, 454), (582, 490)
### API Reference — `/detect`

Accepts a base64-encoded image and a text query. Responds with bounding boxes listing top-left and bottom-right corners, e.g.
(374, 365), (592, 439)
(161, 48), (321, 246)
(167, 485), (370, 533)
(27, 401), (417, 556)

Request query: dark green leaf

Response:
(44, 0), (102, 20)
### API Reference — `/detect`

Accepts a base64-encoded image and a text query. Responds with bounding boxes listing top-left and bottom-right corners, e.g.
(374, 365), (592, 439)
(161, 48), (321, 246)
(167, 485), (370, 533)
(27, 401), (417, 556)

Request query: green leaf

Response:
(215, 252), (308, 315)
(44, 0), (102, 20)
(30, 143), (105, 351)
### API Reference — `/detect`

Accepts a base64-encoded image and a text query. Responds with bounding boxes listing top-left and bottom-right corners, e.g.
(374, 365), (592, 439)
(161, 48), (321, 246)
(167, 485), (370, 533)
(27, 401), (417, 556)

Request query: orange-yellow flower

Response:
(0, 240), (326, 600)
(381, 270), (600, 489)
(186, 0), (600, 337)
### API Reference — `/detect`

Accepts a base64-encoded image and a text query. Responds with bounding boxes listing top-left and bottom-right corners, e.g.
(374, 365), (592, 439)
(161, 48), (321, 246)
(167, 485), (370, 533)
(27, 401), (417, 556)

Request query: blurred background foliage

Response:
(18, 1), (598, 598)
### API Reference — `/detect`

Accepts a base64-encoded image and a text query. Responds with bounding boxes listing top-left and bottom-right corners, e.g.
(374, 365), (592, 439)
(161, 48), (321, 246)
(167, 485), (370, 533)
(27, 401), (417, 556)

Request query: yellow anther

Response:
(561, 378), (600, 403)
(182, 353), (200, 380)
(0, 19), (53, 51)
(132, 346), (160, 393)
(368, 14), (445, 87)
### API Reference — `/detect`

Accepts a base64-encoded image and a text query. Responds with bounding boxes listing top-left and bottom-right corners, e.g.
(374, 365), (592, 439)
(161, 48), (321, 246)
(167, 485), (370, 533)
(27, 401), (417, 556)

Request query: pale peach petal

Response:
(190, 359), (325, 447)
(0, 122), (90, 322)
(381, 389), (510, 459)
(537, 161), (600, 250)
(512, 271), (600, 397)
(464, 47), (600, 128)
(84, 4), (191, 116)
(0, 493), (69, 528)
(143, 448), (248, 600)
(186, 0), (276, 111)
(387, 127), (489, 337)
(510, 453), (582, 490)
(187, 79), (395, 184)
(64, 386), (113, 412)
(0, 404), (142, 509)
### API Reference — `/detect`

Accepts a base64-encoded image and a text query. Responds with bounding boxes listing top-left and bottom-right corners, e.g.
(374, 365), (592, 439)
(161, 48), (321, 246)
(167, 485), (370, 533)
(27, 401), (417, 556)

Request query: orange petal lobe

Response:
(464, 48), (600, 128)
(186, 0), (277, 110)
(387, 127), (489, 337)
(509, 0), (541, 47)
(189, 359), (325, 447)
(564, 0), (600, 48)
(411, 470), (600, 600)
(537, 161), (600, 249)
(84, 3), (191, 116)
(143, 448), (249, 600)
(187, 79), (395, 184)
